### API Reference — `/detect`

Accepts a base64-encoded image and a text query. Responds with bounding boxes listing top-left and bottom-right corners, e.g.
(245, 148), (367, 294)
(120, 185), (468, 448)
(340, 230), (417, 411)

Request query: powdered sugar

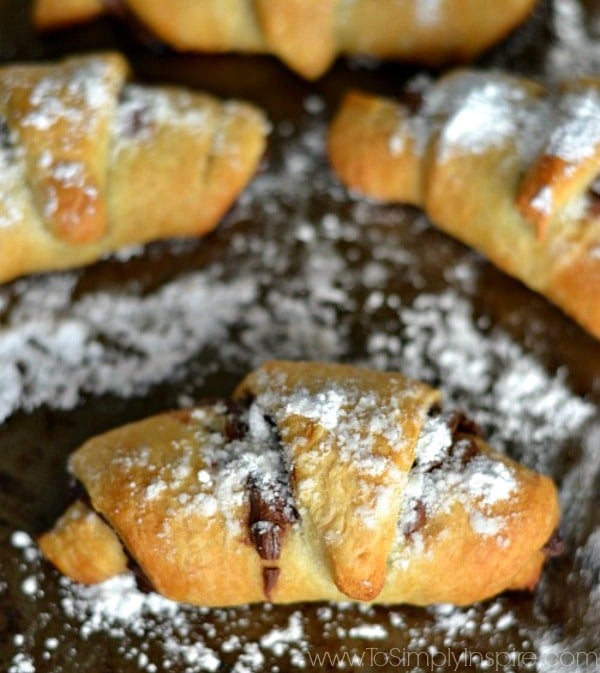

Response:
(548, 0), (600, 80)
(0, 272), (258, 423)
(0, 119), (27, 229)
(396, 414), (517, 553)
(112, 85), (212, 152)
(15, 58), (113, 132)
(415, 0), (442, 27)
(284, 387), (346, 430)
(530, 185), (554, 215)
(366, 289), (594, 469)
(546, 89), (600, 163)
(435, 78), (527, 160)
(2, 91), (597, 673)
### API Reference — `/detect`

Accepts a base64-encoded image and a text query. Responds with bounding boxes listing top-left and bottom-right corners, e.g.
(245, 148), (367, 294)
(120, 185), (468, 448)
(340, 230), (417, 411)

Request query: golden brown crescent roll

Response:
(328, 71), (600, 339)
(39, 361), (560, 607)
(0, 52), (268, 283)
(33, 0), (537, 79)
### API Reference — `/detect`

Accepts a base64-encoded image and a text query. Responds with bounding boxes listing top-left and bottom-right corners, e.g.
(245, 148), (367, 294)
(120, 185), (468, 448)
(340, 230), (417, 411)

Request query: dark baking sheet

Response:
(0, 1), (599, 671)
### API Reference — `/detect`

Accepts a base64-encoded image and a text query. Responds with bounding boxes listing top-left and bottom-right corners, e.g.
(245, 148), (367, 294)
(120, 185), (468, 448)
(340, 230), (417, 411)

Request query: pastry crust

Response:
(38, 501), (128, 584)
(328, 72), (600, 339)
(32, 0), (537, 79)
(39, 361), (560, 607)
(0, 52), (268, 283)
(33, 0), (104, 29)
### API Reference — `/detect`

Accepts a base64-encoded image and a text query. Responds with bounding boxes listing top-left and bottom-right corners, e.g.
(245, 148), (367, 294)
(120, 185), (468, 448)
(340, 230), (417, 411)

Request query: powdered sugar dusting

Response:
(112, 85), (212, 153)
(415, 0), (442, 27)
(531, 185), (554, 216)
(0, 119), (27, 229)
(435, 79), (525, 160)
(2, 100), (598, 673)
(546, 89), (600, 163)
(548, 0), (600, 80)
(14, 58), (114, 132)
(0, 272), (257, 423)
(366, 289), (594, 469)
(421, 72), (552, 164)
(396, 414), (517, 559)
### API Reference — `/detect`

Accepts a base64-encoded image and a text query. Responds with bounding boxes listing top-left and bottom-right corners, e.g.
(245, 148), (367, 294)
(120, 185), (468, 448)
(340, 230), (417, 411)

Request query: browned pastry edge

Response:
(0, 52), (268, 283)
(39, 361), (560, 607)
(32, 0), (537, 79)
(328, 75), (600, 339)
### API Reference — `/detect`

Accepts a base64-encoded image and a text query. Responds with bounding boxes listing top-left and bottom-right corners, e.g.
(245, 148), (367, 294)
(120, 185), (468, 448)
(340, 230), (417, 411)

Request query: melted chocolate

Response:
(399, 89), (424, 115)
(247, 474), (297, 562)
(587, 175), (600, 218)
(542, 530), (566, 558)
(0, 117), (12, 151)
(452, 436), (481, 467)
(224, 400), (250, 442)
(262, 567), (281, 598)
(247, 473), (298, 599)
(447, 410), (484, 440)
(102, 0), (166, 50)
(404, 500), (427, 537)
(117, 94), (152, 139)
(404, 411), (486, 539)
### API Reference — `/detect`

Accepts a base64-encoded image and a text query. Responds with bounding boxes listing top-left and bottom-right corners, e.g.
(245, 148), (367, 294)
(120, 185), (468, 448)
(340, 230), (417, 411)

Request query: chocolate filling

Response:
(102, 0), (166, 50)
(117, 89), (152, 139)
(587, 175), (600, 218)
(399, 89), (424, 115)
(247, 472), (298, 599)
(446, 410), (484, 439)
(403, 500), (426, 537)
(262, 567), (281, 598)
(405, 410), (484, 537)
(542, 530), (566, 558)
(0, 117), (11, 151)
(223, 399), (251, 442)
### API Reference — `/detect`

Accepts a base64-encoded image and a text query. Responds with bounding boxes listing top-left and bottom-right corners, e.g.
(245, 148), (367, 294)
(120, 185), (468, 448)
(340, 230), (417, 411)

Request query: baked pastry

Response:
(39, 360), (560, 607)
(0, 52), (267, 283)
(33, 0), (537, 79)
(328, 71), (600, 339)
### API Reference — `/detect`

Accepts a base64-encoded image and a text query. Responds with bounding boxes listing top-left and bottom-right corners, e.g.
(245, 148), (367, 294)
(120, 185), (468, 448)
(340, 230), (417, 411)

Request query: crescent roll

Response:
(0, 52), (268, 283)
(328, 71), (600, 339)
(33, 0), (536, 79)
(39, 361), (560, 607)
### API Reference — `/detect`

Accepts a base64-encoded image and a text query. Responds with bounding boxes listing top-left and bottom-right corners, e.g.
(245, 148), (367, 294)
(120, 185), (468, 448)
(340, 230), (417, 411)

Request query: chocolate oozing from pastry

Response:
(404, 409), (484, 537)
(241, 403), (299, 599)
(542, 530), (566, 558)
(118, 92), (151, 139)
(262, 567), (281, 597)
(247, 474), (298, 562)
(223, 400), (251, 442)
(247, 471), (299, 599)
(399, 89), (424, 116)
(0, 117), (11, 151)
(587, 175), (600, 218)
(102, 0), (166, 50)
(447, 410), (484, 439)
(403, 500), (427, 537)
